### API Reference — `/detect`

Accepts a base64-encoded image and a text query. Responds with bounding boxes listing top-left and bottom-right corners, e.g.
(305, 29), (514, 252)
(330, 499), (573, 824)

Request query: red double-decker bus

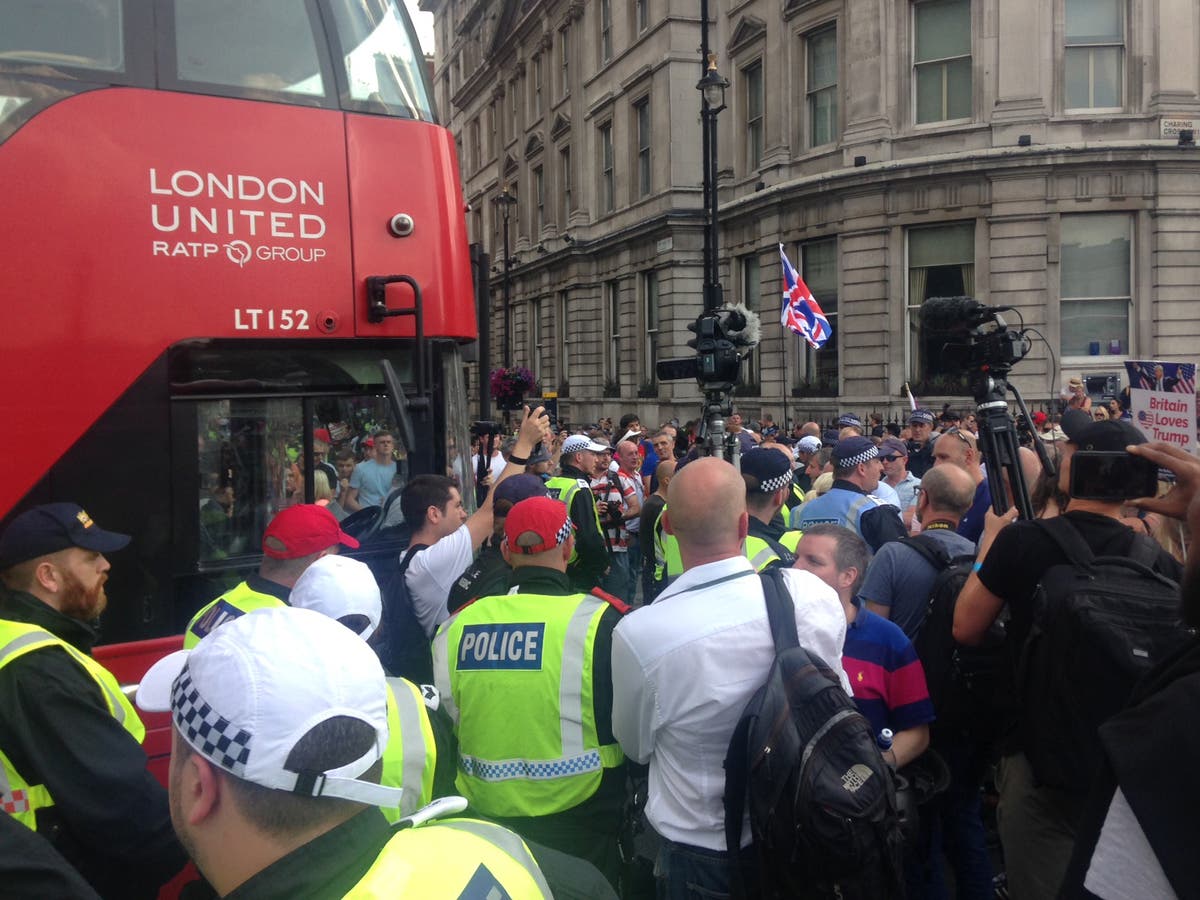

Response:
(0, 0), (477, 645)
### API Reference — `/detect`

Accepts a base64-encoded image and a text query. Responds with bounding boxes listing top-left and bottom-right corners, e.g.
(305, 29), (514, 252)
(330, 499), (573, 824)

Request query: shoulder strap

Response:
(724, 709), (753, 899)
(589, 587), (632, 615)
(901, 534), (952, 571)
(758, 567), (799, 653)
(398, 543), (429, 578)
(1032, 516), (1096, 568)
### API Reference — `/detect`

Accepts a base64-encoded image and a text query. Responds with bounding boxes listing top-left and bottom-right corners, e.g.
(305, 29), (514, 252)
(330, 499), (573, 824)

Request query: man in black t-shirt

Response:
(953, 411), (1183, 900)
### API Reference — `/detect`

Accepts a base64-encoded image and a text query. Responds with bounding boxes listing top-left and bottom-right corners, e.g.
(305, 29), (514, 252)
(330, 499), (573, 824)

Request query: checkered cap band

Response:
(838, 446), (879, 467)
(172, 667), (252, 777)
(512, 516), (573, 554)
(758, 472), (793, 493)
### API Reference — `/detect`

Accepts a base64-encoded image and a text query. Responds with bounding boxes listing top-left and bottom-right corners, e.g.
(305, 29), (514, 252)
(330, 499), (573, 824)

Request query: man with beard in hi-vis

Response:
(0, 504), (186, 899)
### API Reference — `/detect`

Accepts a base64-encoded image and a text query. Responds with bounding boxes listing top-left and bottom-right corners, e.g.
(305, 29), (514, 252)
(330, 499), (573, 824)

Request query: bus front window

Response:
(172, 0), (325, 96)
(327, 0), (433, 120)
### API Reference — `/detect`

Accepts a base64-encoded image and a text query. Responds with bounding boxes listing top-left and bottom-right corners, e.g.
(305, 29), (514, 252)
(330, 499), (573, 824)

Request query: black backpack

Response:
(723, 569), (904, 900)
(904, 535), (1005, 742)
(1018, 516), (1189, 794)
(376, 543), (434, 685)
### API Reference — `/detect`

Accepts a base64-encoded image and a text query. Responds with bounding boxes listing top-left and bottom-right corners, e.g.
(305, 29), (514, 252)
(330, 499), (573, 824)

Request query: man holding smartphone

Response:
(952, 409), (1183, 900)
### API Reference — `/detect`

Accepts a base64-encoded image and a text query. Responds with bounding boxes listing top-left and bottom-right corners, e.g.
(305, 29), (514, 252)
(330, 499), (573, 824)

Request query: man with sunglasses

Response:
(931, 427), (990, 544)
(879, 437), (922, 515)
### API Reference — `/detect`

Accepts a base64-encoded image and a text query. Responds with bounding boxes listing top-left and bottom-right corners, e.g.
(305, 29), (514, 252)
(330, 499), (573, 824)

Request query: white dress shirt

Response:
(611, 555), (848, 851)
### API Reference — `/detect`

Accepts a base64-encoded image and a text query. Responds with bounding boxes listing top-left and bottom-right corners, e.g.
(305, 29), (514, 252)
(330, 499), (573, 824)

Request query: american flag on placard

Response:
(779, 244), (832, 350)
(1173, 364), (1196, 394)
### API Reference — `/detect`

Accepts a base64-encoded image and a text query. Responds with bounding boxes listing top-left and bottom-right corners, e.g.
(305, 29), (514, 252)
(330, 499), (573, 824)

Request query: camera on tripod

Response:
(919, 295), (1050, 520)
(919, 295), (1031, 379)
(655, 305), (759, 392)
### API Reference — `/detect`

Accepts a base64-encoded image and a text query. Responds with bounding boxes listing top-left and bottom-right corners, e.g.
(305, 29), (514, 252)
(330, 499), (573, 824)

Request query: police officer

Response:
(289, 553), (455, 821)
(433, 496), (629, 888)
(0, 503), (186, 899)
(137, 606), (553, 899)
(184, 503), (359, 647)
(447, 474), (548, 616)
(907, 408), (937, 477)
(545, 435), (611, 590)
(741, 447), (805, 570)
(797, 436), (907, 552)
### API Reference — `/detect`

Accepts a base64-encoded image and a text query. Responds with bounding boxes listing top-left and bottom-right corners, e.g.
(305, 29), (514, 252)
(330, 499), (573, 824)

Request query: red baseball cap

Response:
(503, 497), (572, 555)
(313, 428), (332, 445)
(262, 505), (359, 559)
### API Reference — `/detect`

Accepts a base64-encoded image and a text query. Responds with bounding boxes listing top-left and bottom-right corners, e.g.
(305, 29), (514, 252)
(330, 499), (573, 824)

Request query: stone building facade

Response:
(424, 0), (1200, 428)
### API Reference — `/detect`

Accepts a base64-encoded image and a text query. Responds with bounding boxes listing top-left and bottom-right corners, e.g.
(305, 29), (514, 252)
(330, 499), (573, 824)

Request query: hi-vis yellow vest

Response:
(0, 620), (144, 829)
(380, 676), (437, 824)
(344, 817), (552, 898)
(653, 506), (682, 582)
(432, 592), (624, 818)
(184, 580), (286, 648)
(544, 476), (604, 565)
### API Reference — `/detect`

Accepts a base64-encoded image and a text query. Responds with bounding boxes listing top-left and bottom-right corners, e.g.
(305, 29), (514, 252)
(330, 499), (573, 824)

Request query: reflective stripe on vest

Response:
(436, 592), (623, 817)
(380, 677), (437, 824)
(797, 487), (884, 534)
(0, 620), (144, 830)
(743, 535), (780, 572)
(184, 581), (287, 649)
(343, 816), (552, 899)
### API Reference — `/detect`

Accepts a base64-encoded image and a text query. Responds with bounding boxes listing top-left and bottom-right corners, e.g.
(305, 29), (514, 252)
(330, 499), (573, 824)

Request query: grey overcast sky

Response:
(404, 0), (435, 56)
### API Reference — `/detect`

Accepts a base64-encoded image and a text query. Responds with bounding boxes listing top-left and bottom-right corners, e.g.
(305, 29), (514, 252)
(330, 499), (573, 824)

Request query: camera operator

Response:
(1060, 441), (1200, 899)
(952, 410), (1183, 900)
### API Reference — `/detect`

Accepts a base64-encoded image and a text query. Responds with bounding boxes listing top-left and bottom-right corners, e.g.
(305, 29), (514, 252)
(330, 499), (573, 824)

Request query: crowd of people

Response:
(1, 396), (1198, 900)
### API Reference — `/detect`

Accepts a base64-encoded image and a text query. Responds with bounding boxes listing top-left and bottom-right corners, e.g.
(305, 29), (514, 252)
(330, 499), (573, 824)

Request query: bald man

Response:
(611, 458), (848, 899)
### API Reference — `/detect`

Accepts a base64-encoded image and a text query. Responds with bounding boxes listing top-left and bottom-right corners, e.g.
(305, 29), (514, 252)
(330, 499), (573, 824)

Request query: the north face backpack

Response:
(1019, 516), (1189, 794)
(905, 534), (1005, 742)
(723, 569), (904, 900)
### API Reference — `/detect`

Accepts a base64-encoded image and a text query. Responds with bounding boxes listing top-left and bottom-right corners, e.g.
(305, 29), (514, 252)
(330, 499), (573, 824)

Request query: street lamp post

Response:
(697, 45), (728, 312)
(493, 186), (517, 368)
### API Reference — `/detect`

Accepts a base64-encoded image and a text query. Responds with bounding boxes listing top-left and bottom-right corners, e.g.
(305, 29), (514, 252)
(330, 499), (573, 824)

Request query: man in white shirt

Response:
(400, 407), (551, 640)
(610, 457), (848, 899)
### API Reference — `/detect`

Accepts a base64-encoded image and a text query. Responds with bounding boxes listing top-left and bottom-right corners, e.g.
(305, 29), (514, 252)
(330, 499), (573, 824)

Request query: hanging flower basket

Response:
(490, 366), (537, 411)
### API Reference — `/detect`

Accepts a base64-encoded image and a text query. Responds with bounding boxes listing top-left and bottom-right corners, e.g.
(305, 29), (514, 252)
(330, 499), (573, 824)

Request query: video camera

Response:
(920, 295), (1051, 519)
(655, 304), (761, 463)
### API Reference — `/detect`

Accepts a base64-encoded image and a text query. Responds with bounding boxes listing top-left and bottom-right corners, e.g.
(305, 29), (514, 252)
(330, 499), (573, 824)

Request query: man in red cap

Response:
(184, 504), (358, 648)
(433, 496), (630, 890)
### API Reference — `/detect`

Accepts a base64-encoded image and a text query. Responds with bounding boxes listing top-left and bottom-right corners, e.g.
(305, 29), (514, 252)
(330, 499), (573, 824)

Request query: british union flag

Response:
(779, 243), (832, 350)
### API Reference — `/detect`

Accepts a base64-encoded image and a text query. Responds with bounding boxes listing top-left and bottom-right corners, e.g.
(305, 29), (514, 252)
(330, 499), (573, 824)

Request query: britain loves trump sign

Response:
(1126, 360), (1197, 449)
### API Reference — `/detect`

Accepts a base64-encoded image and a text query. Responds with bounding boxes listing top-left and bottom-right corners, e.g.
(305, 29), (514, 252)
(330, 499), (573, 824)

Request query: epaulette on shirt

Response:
(589, 587), (632, 615)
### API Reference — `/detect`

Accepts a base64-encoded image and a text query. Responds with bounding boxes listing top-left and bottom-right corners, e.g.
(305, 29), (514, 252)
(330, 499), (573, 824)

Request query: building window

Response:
(744, 61), (764, 171)
(559, 145), (572, 225)
(913, 0), (971, 124)
(1065, 0), (1124, 110)
(643, 270), (659, 385)
(530, 296), (543, 374)
(557, 290), (570, 387)
(635, 0), (650, 33)
(471, 205), (482, 244)
(533, 165), (545, 235)
(469, 118), (481, 172)
(606, 280), (621, 383)
(634, 97), (651, 198)
(1061, 214), (1131, 357)
(489, 100), (497, 154)
(800, 239), (839, 394)
(907, 222), (975, 381)
(740, 254), (761, 388)
(806, 25), (838, 147)
(600, 0), (613, 64)
(599, 122), (615, 213)
(559, 28), (570, 98)
(510, 78), (519, 136)
(532, 54), (543, 119)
